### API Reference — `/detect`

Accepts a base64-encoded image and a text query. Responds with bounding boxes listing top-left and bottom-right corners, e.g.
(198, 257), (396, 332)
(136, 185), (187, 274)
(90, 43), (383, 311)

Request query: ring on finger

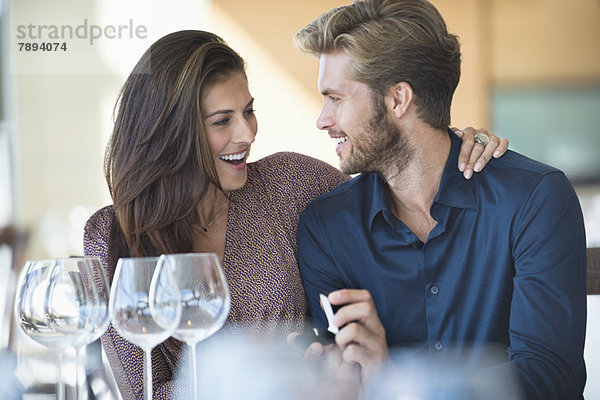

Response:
(474, 133), (490, 146)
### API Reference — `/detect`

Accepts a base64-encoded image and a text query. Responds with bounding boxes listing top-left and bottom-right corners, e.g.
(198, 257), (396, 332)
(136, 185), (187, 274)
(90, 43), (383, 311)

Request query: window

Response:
(491, 86), (600, 184)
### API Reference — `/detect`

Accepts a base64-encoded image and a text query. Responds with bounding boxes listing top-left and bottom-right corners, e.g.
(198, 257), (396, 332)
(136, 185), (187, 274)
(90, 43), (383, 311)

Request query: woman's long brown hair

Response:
(105, 30), (246, 267)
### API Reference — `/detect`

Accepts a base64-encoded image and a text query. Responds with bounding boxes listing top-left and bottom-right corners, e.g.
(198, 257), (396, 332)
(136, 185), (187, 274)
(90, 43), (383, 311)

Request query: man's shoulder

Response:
(492, 149), (561, 176)
(303, 173), (374, 213)
(474, 150), (578, 215)
(480, 149), (569, 192)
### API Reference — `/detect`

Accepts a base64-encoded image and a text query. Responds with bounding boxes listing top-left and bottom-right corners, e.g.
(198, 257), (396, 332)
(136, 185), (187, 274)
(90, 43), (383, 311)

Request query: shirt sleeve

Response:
(508, 171), (587, 399)
(297, 204), (348, 330)
(83, 207), (187, 400)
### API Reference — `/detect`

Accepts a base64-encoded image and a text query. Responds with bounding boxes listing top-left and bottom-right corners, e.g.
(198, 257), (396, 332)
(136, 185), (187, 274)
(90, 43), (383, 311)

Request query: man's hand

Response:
(286, 332), (362, 399)
(329, 289), (391, 380)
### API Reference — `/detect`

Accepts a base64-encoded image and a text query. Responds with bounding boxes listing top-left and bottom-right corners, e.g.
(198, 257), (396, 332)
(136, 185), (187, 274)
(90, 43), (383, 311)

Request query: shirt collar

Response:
(368, 173), (389, 226)
(434, 128), (477, 211)
(367, 128), (477, 227)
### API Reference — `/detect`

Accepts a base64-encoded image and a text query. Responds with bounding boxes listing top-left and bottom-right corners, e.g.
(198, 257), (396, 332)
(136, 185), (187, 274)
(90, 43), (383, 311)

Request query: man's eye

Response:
(329, 96), (340, 103)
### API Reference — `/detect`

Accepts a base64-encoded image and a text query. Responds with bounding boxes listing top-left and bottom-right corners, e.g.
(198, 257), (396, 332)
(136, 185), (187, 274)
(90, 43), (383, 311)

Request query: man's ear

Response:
(385, 82), (414, 120)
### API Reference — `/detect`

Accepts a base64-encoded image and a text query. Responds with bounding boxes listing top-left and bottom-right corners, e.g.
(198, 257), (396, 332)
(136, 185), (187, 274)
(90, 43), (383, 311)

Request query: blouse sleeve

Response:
(83, 207), (186, 400)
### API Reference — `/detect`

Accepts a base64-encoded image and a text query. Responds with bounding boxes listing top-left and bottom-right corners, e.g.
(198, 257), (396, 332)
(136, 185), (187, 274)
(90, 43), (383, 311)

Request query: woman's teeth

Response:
(219, 150), (247, 165)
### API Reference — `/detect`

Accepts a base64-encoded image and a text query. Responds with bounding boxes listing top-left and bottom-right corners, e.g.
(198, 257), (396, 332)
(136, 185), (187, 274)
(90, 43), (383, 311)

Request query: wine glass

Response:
(157, 253), (231, 399)
(71, 257), (111, 400)
(14, 257), (110, 400)
(109, 257), (182, 400)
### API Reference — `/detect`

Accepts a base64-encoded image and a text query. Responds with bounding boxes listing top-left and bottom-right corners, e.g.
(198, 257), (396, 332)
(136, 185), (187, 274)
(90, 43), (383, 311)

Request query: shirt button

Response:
(412, 242), (422, 249)
(434, 340), (443, 351)
(430, 285), (439, 295)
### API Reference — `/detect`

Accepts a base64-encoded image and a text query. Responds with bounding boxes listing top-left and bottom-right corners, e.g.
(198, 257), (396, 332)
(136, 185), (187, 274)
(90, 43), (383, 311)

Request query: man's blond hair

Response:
(296, 0), (461, 129)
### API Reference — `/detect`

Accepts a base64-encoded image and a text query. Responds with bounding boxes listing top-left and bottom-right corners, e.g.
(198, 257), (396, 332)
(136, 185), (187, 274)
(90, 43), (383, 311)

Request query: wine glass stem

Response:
(191, 342), (199, 400)
(75, 346), (85, 400)
(145, 348), (153, 400)
(57, 351), (65, 400)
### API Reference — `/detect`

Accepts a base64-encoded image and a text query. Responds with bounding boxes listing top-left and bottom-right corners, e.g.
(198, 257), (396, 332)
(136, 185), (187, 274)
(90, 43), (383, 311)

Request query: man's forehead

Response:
(319, 52), (352, 76)
(317, 51), (357, 92)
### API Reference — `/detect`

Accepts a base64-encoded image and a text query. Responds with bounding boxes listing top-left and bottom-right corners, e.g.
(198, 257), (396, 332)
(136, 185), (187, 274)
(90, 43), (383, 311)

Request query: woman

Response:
(83, 30), (506, 399)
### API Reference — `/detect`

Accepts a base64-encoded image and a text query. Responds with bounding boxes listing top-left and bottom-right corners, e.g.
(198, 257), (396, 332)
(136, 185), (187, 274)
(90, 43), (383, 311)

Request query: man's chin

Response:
(338, 159), (349, 174)
(340, 163), (358, 176)
(339, 154), (365, 175)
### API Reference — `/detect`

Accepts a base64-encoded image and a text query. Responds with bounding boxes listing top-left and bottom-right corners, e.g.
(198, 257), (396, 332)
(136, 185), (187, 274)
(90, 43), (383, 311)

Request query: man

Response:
(294, 0), (587, 398)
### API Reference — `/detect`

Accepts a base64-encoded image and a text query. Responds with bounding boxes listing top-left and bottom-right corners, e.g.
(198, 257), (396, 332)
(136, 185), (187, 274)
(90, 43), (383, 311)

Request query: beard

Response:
(338, 97), (414, 177)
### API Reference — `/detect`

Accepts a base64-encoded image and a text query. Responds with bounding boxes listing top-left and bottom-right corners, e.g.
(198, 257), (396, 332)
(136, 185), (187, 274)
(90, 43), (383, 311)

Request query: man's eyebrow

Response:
(321, 89), (341, 97)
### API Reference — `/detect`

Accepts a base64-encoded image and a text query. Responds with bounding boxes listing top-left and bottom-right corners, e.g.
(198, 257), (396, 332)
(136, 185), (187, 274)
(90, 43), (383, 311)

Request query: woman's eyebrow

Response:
(205, 98), (254, 118)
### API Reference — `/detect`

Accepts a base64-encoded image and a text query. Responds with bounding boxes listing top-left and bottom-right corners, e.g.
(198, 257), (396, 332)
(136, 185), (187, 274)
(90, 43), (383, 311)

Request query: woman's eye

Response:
(244, 108), (256, 117)
(213, 118), (230, 126)
(329, 96), (340, 103)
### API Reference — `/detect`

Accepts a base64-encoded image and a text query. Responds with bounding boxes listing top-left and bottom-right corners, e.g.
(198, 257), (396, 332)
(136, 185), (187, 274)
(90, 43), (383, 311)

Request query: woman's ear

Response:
(385, 81), (414, 120)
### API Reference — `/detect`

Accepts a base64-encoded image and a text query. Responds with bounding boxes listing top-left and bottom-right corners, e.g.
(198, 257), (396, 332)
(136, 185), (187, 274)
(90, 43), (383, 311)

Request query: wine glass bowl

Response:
(15, 260), (69, 351)
(16, 258), (109, 351)
(14, 257), (111, 400)
(74, 257), (110, 348)
(110, 257), (181, 349)
(158, 253), (230, 345)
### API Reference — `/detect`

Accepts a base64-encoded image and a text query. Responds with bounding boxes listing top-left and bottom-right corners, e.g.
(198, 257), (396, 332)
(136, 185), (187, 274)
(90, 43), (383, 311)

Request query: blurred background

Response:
(2, 0), (600, 261)
(0, 0), (599, 398)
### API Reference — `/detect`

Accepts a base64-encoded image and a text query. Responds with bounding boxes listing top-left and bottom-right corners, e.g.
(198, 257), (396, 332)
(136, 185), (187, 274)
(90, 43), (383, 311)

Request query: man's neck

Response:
(382, 127), (451, 242)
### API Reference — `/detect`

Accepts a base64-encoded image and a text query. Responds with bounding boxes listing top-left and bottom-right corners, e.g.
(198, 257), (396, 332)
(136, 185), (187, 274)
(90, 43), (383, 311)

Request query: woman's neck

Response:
(194, 187), (229, 260)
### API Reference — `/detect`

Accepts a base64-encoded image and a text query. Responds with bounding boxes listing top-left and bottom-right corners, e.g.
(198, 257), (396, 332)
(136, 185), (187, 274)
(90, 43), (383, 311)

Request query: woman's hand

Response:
(452, 127), (509, 179)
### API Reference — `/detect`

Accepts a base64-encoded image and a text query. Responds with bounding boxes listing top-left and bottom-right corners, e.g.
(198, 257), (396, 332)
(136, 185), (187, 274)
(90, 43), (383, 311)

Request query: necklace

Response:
(201, 201), (227, 232)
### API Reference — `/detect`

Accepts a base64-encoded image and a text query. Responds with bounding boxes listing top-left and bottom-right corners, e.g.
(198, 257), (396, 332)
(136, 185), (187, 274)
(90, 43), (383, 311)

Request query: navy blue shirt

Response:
(297, 130), (586, 399)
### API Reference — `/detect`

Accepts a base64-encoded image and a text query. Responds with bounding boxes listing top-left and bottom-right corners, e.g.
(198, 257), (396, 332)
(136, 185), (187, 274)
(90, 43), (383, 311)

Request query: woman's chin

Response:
(219, 173), (248, 192)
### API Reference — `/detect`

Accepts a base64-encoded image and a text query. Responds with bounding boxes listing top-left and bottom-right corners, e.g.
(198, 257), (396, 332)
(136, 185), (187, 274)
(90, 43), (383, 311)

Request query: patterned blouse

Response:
(83, 152), (348, 400)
